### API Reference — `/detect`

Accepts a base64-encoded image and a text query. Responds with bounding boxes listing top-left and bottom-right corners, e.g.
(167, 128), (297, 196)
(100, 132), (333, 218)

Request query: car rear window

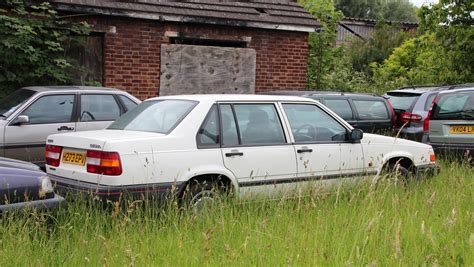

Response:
(107, 100), (197, 134)
(431, 91), (474, 120)
(386, 93), (420, 111)
(353, 100), (389, 120)
(424, 93), (438, 111)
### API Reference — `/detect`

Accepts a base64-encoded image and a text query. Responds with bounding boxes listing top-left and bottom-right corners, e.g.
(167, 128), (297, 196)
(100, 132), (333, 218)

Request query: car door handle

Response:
(297, 148), (313, 153)
(225, 152), (244, 157)
(57, 126), (74, 131)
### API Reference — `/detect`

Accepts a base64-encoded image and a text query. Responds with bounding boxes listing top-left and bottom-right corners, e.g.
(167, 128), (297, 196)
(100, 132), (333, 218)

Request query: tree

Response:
(0, 1), (89, 96)
(335, 0), (418, 22)
(371, 0), (473, 90)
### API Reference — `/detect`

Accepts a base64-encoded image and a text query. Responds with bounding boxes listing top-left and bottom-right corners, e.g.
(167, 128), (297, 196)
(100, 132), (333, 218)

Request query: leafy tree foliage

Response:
(0, 1), (89, 96)
(372, 0), (473, 90)
(335, 0), (418, 22)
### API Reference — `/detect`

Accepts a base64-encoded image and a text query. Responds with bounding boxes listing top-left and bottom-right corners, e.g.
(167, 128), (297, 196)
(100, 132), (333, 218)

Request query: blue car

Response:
(0, 157), (64, 213)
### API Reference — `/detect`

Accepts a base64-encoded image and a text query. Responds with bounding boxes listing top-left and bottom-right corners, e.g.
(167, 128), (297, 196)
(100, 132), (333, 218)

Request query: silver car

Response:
(0, 86), (140, 166)
(426, 87), (474, 160)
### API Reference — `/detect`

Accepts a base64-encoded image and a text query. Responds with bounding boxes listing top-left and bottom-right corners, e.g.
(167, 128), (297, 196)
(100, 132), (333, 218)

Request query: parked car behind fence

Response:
(0, 86), (140, 167)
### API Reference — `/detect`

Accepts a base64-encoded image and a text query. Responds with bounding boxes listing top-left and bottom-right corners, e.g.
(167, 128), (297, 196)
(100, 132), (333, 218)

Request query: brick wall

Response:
(83, 17), (309, 100)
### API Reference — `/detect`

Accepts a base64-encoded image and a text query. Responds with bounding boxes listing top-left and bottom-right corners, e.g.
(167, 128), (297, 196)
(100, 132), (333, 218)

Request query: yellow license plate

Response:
(450, 125), (474, 134)
(62, 151), (86, 166)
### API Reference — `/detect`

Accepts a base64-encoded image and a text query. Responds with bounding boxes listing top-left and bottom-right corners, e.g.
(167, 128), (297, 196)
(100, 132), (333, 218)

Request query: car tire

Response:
(383, 163), (413, 184)
(181, 179), (225, 212)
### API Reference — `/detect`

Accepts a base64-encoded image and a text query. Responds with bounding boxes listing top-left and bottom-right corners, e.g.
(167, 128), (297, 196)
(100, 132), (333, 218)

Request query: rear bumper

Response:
(0, 194), (65, 213)
(49, 174), (186, 202)
(430, 142), (474, 159)
(415, 163), (440, 177)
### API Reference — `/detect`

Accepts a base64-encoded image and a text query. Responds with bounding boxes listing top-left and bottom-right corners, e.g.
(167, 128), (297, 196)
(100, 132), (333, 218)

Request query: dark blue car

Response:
(0, 157), (64, 213)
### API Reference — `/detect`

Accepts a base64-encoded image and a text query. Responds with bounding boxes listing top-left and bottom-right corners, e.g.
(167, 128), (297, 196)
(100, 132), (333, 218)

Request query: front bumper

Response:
(415, 163), (441, 177)
(0, 194), (65, 213)
(49, 174), (186, 202)
(430, 142), (474, 160)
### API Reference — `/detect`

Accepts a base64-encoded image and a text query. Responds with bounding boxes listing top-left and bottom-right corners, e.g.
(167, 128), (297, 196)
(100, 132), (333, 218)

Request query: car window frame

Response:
(8, 93), (78, 126)
(217, 102), (289, 148)
(280, 102), (352, 145)
(78, 93), (124, 122)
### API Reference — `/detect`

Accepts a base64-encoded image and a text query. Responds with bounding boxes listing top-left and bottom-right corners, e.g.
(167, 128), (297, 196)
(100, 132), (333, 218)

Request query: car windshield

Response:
(386, 92), (420, 111)
(0, 89), (36, 118)
(431, 91), (474, 120)
(107, 99), (197, 134)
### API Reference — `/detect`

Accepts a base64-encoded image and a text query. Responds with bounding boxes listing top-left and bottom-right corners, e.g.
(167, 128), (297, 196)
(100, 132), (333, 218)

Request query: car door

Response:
(75, 94), (124, 132)
(219, 103), (297, 197)
(282, 103), (364, 182)
(4, 94), (76, 164)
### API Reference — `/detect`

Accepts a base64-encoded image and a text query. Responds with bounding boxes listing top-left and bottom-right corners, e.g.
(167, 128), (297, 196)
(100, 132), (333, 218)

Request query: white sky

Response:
(409, 0), (438, 7)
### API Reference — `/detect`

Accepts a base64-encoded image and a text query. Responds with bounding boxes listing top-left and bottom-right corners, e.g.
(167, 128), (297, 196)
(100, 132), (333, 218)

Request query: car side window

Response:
(21, 95), (74, 124)
(324, 99), (353, 120)
(81, 94), (121, 121)
(197, 105), (219, 148)
(353, 100), (389, 120)
(283, 104), (347, 143)
(119, 95), (138, 112)
(219, 104), (240, 147)
(222, 104), (286, 145)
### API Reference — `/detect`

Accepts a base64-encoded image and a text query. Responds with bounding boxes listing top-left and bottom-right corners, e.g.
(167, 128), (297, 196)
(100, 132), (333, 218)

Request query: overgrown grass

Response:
(1, 161), (472, 266)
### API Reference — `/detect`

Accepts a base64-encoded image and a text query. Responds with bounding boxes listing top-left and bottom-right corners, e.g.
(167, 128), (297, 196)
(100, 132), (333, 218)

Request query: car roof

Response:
(388, 84), (474, 94)
(437, 87), (474, 96)
(22, 86), (123, 93)
(147, 94), (315, 102)
(262, 90), (382, 99)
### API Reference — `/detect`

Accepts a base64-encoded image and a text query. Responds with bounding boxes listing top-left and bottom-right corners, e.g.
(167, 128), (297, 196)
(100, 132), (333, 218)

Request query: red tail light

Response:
(424, 96), (438, 133)
(45, 145), (62, 167)
(401, 112), (422, 123)
(386, 100), (396, 127)
(86, 150), (122, 176)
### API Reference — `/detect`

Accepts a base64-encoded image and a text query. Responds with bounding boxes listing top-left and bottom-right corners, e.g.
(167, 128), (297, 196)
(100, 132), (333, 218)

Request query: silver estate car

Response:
(426, 87), (474, 160)
(0, 86), (140, 166)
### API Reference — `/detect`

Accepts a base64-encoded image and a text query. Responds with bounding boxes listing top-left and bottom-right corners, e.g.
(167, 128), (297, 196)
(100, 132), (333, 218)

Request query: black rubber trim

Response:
(238, 171), (378, 187)
(0, 143), (45, 149)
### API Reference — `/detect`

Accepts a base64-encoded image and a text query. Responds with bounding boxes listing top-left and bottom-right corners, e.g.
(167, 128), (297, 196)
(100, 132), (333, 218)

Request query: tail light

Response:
(386, 100), (396, 127)
(45, 145), (62, 167)
(400, 112), (422, 123)
(86, 150), (122, 176)
(423, 96), (437, 133)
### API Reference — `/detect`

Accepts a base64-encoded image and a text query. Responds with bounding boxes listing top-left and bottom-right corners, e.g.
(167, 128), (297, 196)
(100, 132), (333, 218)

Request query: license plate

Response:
(450, 125), (474, 134)
(62, 151), (86, 166)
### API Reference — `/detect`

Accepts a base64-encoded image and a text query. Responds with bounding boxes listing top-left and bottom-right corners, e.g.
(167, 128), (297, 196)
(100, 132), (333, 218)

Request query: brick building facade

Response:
(49, 0), (319, 100)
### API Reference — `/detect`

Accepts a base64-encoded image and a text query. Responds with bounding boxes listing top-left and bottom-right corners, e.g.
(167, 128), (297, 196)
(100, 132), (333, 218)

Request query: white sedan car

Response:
(45, 95), (439, 206)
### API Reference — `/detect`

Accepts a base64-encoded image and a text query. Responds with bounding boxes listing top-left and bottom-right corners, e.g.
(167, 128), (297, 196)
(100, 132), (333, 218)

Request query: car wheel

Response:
(181, 179), (225, 213)
(384, 163), (413, 184)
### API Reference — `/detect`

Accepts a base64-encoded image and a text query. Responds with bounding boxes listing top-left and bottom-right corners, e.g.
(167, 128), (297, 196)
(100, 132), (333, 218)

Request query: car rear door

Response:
(75, 94), (124, 132)
(4, 94), (77, 165)
(219, 103), (297, 196)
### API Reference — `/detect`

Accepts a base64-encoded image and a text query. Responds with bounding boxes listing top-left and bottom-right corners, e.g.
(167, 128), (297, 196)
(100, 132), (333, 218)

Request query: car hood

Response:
(0, 157), (41, 171)
(363, 133), (429, 147)
(0, 165), (46, 205)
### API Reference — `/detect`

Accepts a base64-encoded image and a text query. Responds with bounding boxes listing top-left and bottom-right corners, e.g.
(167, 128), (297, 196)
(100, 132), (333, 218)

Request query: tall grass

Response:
(0, 161), (472, 266)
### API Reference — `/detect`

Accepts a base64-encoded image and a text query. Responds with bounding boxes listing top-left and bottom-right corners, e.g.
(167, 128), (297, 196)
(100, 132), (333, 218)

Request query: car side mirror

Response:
(350, 129), (363, 142)
(11, 115), (29, 126)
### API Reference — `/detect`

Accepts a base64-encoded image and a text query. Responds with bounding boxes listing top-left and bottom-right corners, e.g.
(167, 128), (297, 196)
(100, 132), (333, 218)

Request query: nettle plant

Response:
(0, 1), (89, 97)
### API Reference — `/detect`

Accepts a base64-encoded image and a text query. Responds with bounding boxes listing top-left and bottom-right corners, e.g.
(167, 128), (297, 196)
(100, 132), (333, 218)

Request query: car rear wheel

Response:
(181, 179), (227, 213)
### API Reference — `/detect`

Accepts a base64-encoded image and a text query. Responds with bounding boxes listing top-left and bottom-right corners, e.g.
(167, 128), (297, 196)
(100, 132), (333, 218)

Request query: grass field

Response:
(1, 161), (472, 266)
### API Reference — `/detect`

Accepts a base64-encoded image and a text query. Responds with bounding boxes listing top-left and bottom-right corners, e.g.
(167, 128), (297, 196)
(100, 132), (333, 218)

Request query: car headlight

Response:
(39, 176), (54, 197)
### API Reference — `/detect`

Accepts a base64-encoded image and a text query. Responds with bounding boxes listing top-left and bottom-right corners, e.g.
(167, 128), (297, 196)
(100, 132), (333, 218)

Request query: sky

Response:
(409, 0), (438, 7)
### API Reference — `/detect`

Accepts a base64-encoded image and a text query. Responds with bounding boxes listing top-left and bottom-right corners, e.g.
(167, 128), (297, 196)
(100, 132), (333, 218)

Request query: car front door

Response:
(75, 94), (123, 132)
(4, 94), (76, 165)
(219, 103), (297, 197)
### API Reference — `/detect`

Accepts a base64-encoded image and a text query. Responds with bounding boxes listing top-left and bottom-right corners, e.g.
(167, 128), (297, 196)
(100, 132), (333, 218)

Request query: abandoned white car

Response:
(45, 95), (439, 207)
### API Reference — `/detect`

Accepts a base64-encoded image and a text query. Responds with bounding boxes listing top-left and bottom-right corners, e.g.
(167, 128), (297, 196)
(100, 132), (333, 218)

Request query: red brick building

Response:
(49, 0), (319, 99)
